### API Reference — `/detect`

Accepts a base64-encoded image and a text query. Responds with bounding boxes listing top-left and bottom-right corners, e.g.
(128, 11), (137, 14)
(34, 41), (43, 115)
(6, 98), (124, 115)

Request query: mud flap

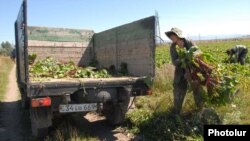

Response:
(30, 107), (52, 138)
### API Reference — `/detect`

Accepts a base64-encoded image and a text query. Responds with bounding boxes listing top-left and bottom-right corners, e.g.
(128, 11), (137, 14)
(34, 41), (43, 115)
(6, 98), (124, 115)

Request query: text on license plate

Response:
(59, 103), (97, 113)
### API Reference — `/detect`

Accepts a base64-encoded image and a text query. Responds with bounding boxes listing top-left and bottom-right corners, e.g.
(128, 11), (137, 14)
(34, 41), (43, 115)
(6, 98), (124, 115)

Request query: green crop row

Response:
(156, 39), (250, 68)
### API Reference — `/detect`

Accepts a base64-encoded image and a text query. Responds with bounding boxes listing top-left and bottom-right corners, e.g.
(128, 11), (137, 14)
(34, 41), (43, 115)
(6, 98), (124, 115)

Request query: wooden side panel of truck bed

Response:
(27, 26), (94, 66)
(94, 16), (155, 77)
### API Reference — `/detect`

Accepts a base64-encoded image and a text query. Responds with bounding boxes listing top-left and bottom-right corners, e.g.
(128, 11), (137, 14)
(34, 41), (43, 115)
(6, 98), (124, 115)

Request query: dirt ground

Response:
(0, 66), (132, 141)
(0, 66), (23, 141)
(84, 113), (132, 141)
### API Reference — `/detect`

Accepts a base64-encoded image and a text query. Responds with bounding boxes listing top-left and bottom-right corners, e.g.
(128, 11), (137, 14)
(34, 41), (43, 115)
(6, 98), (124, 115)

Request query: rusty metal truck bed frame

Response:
(29, 77), (147, 97)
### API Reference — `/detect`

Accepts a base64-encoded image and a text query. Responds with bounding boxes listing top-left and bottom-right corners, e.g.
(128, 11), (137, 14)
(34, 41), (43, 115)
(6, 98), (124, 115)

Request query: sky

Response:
(0, 0), (250, 43)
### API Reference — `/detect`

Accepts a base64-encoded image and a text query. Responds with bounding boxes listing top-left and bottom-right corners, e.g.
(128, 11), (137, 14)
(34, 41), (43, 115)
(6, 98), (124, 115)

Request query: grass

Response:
(44, 115), (98, 141)
(125, 39), (250, 140)
(0, 56), (14, 101)
(125, 64), (201, 140)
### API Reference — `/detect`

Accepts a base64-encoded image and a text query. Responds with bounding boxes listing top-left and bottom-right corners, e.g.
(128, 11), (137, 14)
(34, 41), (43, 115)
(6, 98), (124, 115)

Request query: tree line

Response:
(0, 41), (14, 56)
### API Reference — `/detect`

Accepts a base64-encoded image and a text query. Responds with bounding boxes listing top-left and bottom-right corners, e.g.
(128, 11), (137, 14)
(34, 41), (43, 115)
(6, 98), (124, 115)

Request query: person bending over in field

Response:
(165, 28), (203, 115)
(226, 45), (248, 65)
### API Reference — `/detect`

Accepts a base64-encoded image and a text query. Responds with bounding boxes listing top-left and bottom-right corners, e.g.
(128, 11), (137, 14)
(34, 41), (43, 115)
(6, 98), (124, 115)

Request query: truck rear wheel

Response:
(103, 88), (130, 125)
(30, 107), (52, 138)
(103, 102), (128, 125)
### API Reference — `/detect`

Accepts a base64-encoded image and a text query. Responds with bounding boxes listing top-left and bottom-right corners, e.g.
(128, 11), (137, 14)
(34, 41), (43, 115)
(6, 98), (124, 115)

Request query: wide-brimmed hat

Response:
(165, 27), (184, 39)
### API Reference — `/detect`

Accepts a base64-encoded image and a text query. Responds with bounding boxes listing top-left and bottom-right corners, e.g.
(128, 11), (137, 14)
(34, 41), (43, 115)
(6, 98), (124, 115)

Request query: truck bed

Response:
(28, 76), (146, 97)
(30, 76), (144, 85)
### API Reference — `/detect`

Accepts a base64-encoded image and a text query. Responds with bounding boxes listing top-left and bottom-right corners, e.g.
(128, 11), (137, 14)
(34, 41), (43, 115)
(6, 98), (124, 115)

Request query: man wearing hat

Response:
(226, 45), (248, 65)
(165, 27), (203, 115)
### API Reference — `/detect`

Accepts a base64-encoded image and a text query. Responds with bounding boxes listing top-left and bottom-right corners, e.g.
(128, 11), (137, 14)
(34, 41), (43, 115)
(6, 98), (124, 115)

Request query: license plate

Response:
(59, 103), (97, 113)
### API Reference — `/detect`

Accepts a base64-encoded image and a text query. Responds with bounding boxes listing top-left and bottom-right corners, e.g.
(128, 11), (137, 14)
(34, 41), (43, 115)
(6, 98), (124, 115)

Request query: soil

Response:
(84, 113), (132, 141)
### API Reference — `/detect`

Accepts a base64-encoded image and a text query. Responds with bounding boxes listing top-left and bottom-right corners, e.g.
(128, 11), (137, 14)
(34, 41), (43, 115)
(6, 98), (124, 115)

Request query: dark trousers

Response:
(173, 68), (203, 114)
(238, 48), (248, 65)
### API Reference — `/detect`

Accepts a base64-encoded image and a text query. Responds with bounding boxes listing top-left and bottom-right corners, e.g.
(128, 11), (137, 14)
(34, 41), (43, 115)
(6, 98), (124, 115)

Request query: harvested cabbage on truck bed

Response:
(29, 57), (111, 79)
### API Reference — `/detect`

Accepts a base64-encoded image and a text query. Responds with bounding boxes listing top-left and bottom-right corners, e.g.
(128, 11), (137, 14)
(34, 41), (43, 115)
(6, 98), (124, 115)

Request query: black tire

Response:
(103, 103), (127, 125)
(103, 88), (130, 125)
